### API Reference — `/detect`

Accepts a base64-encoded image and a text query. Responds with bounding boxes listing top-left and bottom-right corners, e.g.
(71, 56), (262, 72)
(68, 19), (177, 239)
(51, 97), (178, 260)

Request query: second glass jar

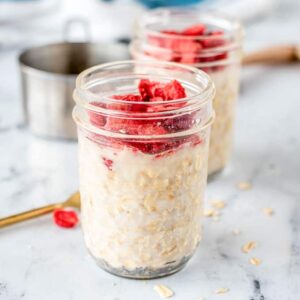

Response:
(130, 9), (244, 176)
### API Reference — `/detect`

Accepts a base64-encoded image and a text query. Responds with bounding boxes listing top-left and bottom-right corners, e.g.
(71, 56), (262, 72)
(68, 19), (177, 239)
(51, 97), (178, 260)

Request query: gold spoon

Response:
(0, 192), (80, 229)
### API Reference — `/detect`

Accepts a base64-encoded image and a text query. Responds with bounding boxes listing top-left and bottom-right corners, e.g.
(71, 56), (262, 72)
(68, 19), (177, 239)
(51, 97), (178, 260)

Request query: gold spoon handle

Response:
(0, 203), (62, 229)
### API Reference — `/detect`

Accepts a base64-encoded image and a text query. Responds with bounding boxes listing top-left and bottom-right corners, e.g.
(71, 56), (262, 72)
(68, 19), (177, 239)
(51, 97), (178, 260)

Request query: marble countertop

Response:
(0, 3), (300, 300)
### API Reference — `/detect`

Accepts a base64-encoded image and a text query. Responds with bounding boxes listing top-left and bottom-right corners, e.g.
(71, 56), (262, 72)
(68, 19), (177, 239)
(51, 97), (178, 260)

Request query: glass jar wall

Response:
(130, 9), (243, 176)
(73, 60), (215, 278)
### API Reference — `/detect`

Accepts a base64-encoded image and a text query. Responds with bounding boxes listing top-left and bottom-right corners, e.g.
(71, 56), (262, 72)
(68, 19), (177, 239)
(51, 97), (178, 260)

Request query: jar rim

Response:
(73, 60), (215, 139)
(74, 60), (215, 116)
(136, 8), (244, 43)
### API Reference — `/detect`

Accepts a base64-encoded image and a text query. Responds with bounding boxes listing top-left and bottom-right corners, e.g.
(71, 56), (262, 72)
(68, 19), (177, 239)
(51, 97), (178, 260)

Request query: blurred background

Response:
(0, 0), (291, 48)
(0, 0), (299, 49)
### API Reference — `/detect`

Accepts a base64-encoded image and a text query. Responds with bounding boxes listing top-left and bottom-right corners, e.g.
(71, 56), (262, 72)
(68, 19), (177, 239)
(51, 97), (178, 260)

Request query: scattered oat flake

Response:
(154, 284), (174, 298)
(232, 229), (241, 235)
(211, 200), (226, 209)
(250, 257), (261, 266)
(236, 181), (252, 190)
(242, 241), (257, 253)
(204, 209), (220, 217)
(215, 288), (229, 294)
(263, 207), (274, 216)
(197, 297), (205, 300)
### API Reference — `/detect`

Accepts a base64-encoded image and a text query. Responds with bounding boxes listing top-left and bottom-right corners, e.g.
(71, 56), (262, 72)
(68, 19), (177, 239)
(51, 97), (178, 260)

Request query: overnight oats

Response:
(130, 9), (243, 176)
(73, 61), (215, 278)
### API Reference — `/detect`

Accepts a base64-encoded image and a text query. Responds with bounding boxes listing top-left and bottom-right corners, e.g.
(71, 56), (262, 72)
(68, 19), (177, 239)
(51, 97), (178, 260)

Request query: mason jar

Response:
(73, 60), (215, 278)
(130, 9), (243, 176)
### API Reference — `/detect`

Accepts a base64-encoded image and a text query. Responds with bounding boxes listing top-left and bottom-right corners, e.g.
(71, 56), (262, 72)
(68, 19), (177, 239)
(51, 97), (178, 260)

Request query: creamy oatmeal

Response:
(79, 131), (209, 277)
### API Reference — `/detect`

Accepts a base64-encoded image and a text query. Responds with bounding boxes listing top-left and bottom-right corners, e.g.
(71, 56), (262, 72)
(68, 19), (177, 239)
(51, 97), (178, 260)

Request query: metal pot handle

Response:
(63, 18), (91, 42)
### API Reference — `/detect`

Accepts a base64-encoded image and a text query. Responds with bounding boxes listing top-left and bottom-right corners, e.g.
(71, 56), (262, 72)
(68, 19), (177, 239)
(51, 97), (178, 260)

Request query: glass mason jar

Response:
(73, 61), (215, 279)
(130, 9), (244, 176)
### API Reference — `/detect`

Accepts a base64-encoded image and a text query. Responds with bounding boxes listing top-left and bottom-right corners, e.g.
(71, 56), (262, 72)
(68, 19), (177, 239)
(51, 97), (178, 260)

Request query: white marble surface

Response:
(1, 3), (300, 300)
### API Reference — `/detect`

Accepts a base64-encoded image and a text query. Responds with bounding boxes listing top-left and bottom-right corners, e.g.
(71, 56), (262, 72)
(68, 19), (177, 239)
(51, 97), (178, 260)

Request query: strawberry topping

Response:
(181, 24), (206, 36)
(147, 24), (228, 69)
(87, 79), (201, 155)
(138, 79), (186, 102)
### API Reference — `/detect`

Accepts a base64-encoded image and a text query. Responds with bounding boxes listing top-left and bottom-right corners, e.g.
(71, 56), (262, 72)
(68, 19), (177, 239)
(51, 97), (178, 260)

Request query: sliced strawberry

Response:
(171, 38), (202, 54)
(139, 79), (186, 103)
(200, 51), (227, 61)
(202, 30), (225, 48)
(123, 125), (170, 154)
(164, 80), (186, 100)
(139, 79), (166, 101)
(163, 113), (194, 133)
(181, 24), (206, 36)
(53, 209), (79, 228)
(180, 52), (198, 64)
(147, 24), (228, 68)
(127, 139), (177, 155)
(109, 94), (145, 112)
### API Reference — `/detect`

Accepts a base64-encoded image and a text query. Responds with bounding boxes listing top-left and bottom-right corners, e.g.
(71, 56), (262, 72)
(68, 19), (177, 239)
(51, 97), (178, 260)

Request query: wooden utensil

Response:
(243, 44), (300, 65)
(0, 192), (80, 229)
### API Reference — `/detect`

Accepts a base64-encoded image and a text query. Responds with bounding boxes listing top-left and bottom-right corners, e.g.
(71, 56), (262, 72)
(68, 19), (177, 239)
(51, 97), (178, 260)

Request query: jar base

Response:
(91, 254), (191, 279)
(207, 167), (225, 182)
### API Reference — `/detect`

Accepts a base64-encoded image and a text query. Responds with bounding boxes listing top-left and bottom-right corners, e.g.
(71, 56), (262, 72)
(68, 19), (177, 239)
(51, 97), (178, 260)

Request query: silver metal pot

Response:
(19, 42), (129, 139)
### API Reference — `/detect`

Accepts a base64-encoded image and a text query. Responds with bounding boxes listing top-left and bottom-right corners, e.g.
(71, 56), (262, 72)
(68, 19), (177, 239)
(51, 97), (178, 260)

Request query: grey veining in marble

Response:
(0, 2), (300, 300)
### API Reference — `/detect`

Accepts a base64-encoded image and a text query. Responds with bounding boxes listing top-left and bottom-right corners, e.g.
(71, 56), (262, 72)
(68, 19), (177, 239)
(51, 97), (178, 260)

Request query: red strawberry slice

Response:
(202, 30), (225, 48)
(164, 80), (186, 100)
(181, 24), (206, 36)
(127, 139), (177, 155)
(139, 79), (167, 101)
(171, 39), (202, 54)
(139, 79), (186, 102)
(163, 113), (194, 133)
(109, 94), (145, 112)
(123, 125), (170, 154)
(147, 24), (228, 68)
(53, 209), (79, 228)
